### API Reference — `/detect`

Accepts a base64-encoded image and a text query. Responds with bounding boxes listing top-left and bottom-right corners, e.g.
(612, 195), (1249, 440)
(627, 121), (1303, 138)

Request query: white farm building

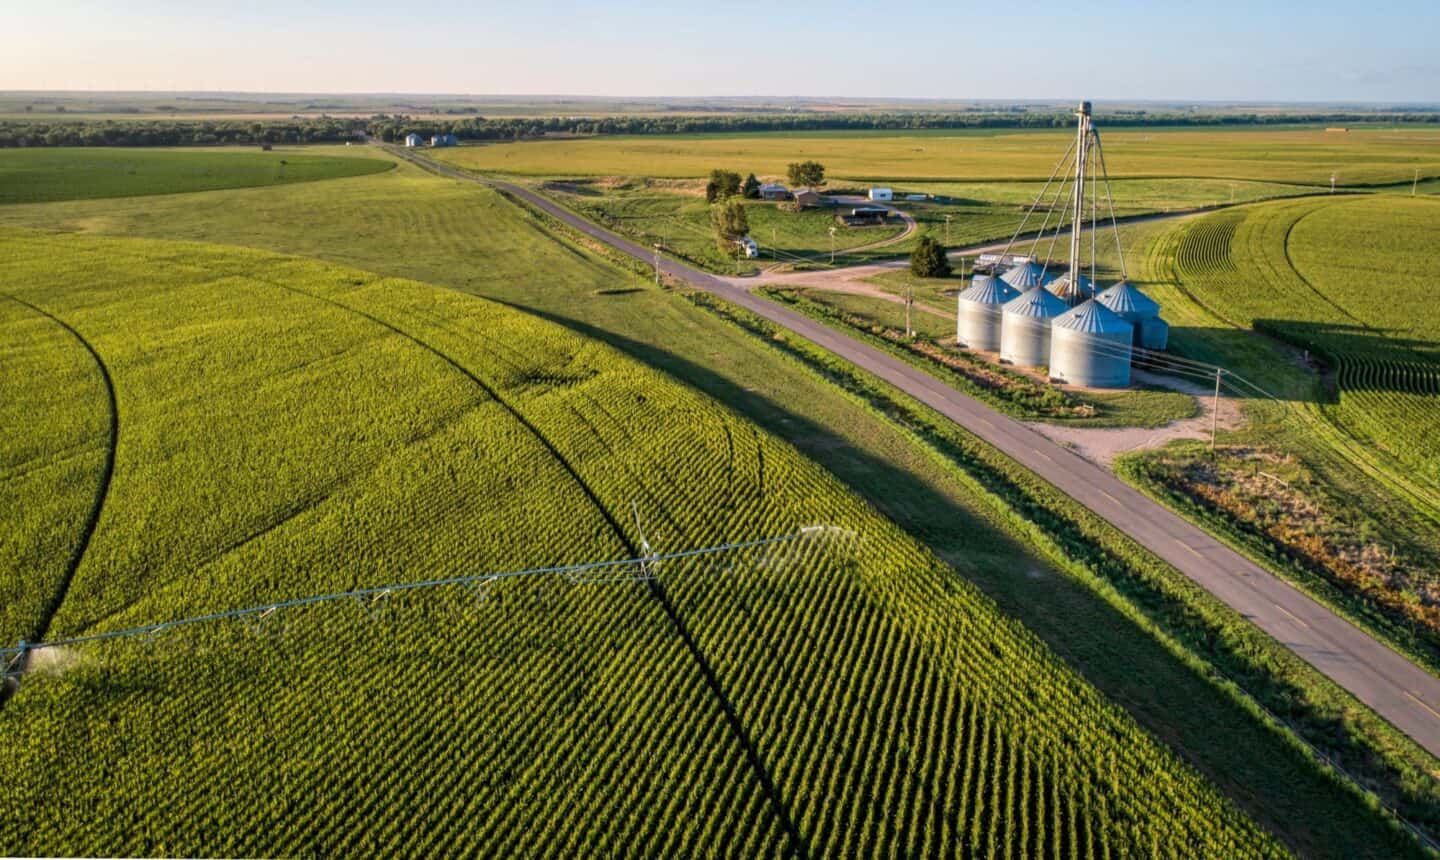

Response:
(867, 187), (894, 202)
(403, 133), (423, 148)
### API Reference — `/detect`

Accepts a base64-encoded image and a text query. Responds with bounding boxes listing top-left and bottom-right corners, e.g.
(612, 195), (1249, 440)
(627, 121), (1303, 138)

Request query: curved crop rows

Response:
(0, 230), (1279, 856)
(1172, 197), (1440, 503)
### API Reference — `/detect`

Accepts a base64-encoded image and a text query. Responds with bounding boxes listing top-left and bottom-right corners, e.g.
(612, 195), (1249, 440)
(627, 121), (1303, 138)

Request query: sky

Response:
(5, 0), (1439, 102)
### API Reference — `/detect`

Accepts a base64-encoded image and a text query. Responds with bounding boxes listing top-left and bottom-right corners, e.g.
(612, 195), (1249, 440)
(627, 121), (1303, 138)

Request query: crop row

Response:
(0, 230), (1279, 856)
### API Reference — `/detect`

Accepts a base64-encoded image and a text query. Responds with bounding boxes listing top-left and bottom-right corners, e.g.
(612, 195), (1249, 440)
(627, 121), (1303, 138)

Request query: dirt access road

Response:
(384, 143), (1440, 759)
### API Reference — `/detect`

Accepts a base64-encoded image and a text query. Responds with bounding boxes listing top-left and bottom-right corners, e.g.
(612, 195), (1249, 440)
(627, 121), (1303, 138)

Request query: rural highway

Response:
(385, 144), (1440, 759)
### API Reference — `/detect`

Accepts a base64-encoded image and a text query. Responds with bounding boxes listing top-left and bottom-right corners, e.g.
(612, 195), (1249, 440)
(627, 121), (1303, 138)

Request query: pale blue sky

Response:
(6, 0), (1438, 101)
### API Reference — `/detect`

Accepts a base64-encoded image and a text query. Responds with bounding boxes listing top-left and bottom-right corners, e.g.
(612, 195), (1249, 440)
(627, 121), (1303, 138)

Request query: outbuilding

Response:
(430, 133), (458, 147)
(792, 188), (822, 209)
(867, 187), (894, 202)
(403, 133), (423, 148)
(759, 183), (790, 201)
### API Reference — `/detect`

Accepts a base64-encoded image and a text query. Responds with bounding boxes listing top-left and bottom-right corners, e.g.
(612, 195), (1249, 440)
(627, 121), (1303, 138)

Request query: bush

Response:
(910, 235), (952, 278)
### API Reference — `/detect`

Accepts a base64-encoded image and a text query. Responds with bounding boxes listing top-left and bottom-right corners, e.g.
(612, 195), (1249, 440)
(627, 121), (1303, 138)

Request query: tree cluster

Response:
(705, 169), (742, 203)
(910, 236), (952, 278)
(0, 118), (363, 148)
(711, 199), (750, 255)
(786, 161), (825, 188)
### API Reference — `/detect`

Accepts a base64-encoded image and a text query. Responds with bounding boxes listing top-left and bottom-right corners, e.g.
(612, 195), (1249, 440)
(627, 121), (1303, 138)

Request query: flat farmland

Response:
(0, 147), (393, 204)
(0, 229), (1288, 856)
(434, 127), (1440, 186)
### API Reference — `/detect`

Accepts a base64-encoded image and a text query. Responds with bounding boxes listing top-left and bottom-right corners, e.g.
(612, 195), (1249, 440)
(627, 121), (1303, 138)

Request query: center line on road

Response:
(1173, 538), (1203, 559)
(1406, 691), (1440, 721)
(1274, 603), (1309, 629)
(1099, 490), (1119, 505)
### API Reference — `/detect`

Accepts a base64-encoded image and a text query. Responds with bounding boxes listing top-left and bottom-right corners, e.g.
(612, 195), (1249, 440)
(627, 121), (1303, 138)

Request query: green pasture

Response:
(0, 146), (392, 204)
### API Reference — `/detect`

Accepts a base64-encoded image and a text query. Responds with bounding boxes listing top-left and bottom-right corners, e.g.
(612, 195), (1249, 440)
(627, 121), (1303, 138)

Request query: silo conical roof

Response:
(1003, 285), (1069, 319)
(1046, 272), (1097, 303)
(958, 275), (1020, 306)
(1000, 261), (1055, 290)
(1095, 281), (1161, 319)
(1052, 298), (1135, 335)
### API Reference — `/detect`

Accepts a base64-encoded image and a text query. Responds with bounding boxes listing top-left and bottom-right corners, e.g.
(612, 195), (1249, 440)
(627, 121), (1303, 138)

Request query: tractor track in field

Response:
(258, 278), (811, 857)
(1, 293), (118, 709)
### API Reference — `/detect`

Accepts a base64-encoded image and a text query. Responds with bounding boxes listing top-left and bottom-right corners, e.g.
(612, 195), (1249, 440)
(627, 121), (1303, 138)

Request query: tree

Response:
(706, 169), (742, 203)
(910, 235), (952, 278)
(711, 199), (750, 254)
(741, 173), (761, 199)
(787, 160), (825, 188)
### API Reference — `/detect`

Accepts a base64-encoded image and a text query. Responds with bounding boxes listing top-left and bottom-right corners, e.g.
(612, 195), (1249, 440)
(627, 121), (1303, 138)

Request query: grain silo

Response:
(1049, 299), (1134, 387)
(1000, 261), (1055, 291)
(1138, 317), (1170, 350)
(1000, 286), (1069, 367)
(1047, 272), (1097, 305)
(1095, 281), (1161, 345)
(956, 275), (1020, 351)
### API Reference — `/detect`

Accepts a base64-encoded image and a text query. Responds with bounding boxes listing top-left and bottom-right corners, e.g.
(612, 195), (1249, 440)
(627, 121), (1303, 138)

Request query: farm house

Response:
(792, 188), (822, 208)
(403, 133), (422, 147)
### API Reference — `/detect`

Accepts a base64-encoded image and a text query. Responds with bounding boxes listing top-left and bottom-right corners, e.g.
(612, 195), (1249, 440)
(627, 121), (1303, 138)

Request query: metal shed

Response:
(1095, 281), (1162, 346)
(1000, 261), (1055, 291)
(1000, 287), (1069, 367)
(956, 275), (1020, 352)
(1049, 299), (1134, 388)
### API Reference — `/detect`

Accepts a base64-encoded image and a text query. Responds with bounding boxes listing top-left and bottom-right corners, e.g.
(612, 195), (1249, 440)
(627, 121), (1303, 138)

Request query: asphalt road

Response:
(386, 144), (1440, 758)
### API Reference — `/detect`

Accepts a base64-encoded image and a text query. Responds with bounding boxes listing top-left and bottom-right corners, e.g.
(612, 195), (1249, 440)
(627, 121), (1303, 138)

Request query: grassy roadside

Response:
(679, 287), (1440, 857)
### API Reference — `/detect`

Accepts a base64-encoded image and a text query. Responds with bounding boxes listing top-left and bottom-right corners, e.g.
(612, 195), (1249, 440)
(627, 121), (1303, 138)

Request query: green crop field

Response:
(0, 147), (392, 204)
(0, 229), (1281, 856)
(1167, 195), (1440, 503)
(4, 147), (1437, 856)
(434, 127), (1440, 186)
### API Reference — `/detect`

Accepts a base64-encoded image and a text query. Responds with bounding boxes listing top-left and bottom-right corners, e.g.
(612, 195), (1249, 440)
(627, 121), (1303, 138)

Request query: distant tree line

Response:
(5, 110), (1440, 148)
(0, 118), (364, 147)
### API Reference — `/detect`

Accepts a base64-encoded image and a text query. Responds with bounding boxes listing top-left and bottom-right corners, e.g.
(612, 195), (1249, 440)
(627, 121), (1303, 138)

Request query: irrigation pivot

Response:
(1, 524), (842, 683)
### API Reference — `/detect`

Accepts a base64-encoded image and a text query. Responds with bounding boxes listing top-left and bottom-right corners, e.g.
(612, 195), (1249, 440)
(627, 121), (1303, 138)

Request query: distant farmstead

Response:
(403, 133), (423, 148)
(431, 133), (459, 147)
(759, 183), (790, 201)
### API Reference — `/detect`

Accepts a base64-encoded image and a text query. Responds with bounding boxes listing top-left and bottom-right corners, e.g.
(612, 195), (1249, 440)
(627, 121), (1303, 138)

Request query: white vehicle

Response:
(736, 236), (759, 258)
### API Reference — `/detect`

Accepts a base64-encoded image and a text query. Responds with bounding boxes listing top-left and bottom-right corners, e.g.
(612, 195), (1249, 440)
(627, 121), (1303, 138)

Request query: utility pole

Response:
(944, 213), (953, 246)
(772, 226), (777, 259)
(1414, 169), (1420, 197)
(904, 283), (914, 338)
(829, 226), (837, 265)
(653, 243), (661, 287)
(1210, 368), (1223, 452)
(1330, 172), (1337, 194)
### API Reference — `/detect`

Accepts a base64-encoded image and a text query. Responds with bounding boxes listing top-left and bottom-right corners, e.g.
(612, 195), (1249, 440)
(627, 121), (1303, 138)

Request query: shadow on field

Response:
(500, 300), (1430, 859)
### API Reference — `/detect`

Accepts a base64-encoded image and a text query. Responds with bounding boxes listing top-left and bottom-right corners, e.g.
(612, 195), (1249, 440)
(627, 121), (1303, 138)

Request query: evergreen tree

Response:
(910, 235), (952, 278)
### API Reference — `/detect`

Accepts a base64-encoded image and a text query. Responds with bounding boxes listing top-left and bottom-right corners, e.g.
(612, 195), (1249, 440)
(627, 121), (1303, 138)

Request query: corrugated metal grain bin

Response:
(956, 275), (1020, 351)
(1095, 281), (1162, 346)
(1139, 316), (1170, 351)
(1049, 299), (1134, 388)
(1000, 287), (1069, 367)
(1000, 261), (1056, 291)
(1046, 272), (1096, 305)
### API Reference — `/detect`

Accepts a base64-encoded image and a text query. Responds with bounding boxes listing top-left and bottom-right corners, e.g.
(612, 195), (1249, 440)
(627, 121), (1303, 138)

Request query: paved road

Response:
(385, 144), (1440, 758)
